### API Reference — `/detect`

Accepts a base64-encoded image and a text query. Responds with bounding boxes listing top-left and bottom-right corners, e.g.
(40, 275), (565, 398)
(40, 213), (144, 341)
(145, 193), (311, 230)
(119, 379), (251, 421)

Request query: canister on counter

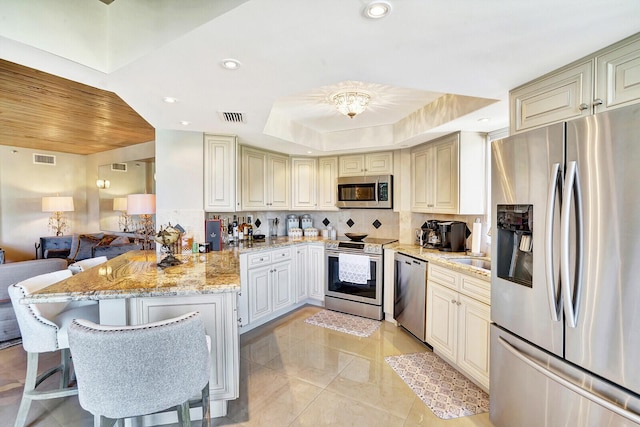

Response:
(205, 219), (223, 251)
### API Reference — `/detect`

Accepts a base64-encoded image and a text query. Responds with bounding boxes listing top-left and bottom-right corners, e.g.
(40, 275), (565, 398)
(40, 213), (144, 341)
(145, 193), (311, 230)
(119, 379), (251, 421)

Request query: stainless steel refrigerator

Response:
(490, 104), (640, 426)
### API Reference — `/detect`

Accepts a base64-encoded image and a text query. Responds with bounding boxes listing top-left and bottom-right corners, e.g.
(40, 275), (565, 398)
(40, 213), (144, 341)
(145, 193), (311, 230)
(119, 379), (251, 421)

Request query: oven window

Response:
(327, 255), (378, 299)
(338, 183), (375, 202)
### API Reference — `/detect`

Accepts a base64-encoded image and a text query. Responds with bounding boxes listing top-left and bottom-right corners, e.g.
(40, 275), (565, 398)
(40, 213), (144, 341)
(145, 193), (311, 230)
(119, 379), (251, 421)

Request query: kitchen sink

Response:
(448, 258), (492, 271)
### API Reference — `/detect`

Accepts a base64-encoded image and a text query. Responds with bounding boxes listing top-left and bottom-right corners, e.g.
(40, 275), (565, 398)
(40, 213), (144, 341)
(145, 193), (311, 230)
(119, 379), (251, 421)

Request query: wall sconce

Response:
(113, 197), (132, 233)
(96, 179), (111, 189)
(127, 194), (156, 250)
(42, 196), (74, 236)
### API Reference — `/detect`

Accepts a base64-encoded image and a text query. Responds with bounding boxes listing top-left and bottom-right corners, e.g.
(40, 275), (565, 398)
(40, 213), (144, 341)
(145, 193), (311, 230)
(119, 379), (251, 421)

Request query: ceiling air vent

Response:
(218, 111), (246, 123)
(33, 153), (56, 165)
(111, 163), (127, 172)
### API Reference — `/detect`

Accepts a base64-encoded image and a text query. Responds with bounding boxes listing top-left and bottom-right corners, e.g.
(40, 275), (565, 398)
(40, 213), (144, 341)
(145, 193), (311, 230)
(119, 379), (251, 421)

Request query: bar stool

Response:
(68, 311), (211, 427)
(8, 270), (100, 427)
(68, 256), (108, 274)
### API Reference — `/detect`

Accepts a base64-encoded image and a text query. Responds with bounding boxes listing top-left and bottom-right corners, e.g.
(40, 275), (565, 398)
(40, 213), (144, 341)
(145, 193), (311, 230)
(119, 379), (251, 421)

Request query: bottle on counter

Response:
(246, 216), (253, 241)
(232, 215), (238, 244)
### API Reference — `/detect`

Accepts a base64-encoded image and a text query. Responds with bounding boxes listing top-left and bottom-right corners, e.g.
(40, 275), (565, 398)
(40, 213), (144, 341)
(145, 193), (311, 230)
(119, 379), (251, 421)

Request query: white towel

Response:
(338, 253), (371, 285)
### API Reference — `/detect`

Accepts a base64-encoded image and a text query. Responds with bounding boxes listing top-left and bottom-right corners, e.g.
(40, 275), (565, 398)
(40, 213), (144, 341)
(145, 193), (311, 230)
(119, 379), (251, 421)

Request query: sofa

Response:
(40, 233), (143, 262)
(0, 258), (68, 342)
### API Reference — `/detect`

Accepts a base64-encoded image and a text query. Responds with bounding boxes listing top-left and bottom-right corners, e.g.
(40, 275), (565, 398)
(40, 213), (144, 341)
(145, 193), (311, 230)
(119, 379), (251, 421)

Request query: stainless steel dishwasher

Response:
(394, 252), (428, 341)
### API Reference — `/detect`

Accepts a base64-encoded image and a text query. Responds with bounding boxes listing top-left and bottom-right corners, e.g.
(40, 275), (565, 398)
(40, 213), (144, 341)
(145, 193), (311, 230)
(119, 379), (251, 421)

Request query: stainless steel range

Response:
(325, 237), (397, 320)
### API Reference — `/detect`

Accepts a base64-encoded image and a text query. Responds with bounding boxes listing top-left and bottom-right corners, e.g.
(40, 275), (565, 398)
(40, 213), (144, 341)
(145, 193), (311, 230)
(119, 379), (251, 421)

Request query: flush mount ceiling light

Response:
(180, 120), (190, 126)
(331, 91), (371, 118)
(221, 59), (241, 70)
(364, 1), (392, 19)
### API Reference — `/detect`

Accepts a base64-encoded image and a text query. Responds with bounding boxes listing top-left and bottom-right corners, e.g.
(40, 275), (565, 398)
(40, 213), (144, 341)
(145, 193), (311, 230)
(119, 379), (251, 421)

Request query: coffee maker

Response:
(438, 221), (471, 252)
(423, 220), (442, 248)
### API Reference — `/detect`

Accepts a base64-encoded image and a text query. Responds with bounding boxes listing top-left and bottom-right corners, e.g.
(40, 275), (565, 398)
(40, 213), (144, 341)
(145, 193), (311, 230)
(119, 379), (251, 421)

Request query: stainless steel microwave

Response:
(336, 175), (393, 209)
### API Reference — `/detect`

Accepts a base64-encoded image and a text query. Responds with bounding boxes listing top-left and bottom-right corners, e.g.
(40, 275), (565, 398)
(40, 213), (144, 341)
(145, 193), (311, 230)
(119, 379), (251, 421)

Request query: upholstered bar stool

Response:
(68, 255), (108, 274)
(68, 311), (211, 427)
(8, 270), (100, 427)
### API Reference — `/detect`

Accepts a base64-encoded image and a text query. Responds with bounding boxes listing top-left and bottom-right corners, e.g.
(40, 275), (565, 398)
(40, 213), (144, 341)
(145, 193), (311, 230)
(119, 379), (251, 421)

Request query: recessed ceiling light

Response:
(163, 97), (177, 103)
(221, 59), (241, 70)
(364, 1), (392, 19)
(307, 151), (313, 154)
(478, 117), (490, 123)
(180, 121), (190, 126)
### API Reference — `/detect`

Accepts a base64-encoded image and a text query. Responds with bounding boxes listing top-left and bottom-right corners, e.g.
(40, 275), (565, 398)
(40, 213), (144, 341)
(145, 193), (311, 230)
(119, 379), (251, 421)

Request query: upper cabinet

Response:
(291, 157), (317, 210)
(204, 134), (237, 212)
(511, 32), (640, 134)
(240, 146), (290, 210)
(317, 157), (339, 211)
(411, 132), (486, 215)
(338, 152), (393, 177)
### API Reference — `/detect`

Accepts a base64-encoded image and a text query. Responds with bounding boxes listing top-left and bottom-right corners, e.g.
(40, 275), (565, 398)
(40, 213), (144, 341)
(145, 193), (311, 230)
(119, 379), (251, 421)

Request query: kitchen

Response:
(2, 1), (640, 426)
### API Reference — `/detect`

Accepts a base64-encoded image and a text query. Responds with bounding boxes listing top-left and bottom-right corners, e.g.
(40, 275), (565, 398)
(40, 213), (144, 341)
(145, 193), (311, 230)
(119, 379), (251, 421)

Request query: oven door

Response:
(325, 250), (382, 305)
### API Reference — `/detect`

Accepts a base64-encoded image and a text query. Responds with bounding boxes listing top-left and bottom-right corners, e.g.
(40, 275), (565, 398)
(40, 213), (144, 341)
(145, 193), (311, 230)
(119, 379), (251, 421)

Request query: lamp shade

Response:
(127, 194), (156, 215)
(42, 196), (74, 212)
(113, 197), (128, 212)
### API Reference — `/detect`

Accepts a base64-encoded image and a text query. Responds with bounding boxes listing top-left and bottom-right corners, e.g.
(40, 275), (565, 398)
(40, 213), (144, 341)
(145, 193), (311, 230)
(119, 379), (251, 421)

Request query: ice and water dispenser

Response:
(496, 205), (533, 287)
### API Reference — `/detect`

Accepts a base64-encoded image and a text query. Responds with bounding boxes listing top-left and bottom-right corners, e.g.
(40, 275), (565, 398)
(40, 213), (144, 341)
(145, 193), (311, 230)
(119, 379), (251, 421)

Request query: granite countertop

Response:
(387, 243), (491, 281)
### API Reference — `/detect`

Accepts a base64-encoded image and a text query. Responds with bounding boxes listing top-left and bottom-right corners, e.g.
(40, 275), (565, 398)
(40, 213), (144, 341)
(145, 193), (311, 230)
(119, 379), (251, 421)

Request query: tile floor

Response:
(0, 305), (493, 426)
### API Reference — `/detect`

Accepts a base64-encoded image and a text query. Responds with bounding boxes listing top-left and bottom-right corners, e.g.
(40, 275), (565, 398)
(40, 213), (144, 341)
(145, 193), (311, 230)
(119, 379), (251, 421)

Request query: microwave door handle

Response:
(374, 178), (379, 205)
(545, 162), (562, 322)
(560, 161), (584, 329)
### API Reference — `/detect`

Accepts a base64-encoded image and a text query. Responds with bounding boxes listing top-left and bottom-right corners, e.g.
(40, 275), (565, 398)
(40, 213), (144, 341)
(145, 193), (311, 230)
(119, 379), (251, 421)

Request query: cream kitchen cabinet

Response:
(308, 244), (325, 301)
(291, 157), (317, 210)
(204, 134), (237, 212)
(339, 151), (393, 177)
(246, 247), (294, 323)
(411, 132), (485, 215)
(294, 245), (309, 302)
(317, 156), (338, 210)
(511, 32), (640, 134)
(241, 146), (290, 210)
(426, 263), (491, 391)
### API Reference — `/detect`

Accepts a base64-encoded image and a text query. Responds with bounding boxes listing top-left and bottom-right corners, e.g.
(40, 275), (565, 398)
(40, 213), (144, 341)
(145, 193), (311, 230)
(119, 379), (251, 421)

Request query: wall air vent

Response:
(111, 163), (127, 172)
(218, 111), (246, 123)
(33, 153), (56, 165)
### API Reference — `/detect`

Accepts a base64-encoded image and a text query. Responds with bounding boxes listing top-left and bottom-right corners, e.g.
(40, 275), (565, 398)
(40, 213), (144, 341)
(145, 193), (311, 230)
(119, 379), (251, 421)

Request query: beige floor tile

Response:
(240, 330), (303, 366)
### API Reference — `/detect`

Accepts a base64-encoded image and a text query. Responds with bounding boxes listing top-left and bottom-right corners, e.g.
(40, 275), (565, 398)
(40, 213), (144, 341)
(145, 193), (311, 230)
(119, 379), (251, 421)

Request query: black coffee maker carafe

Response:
(438, 221), (471, 252)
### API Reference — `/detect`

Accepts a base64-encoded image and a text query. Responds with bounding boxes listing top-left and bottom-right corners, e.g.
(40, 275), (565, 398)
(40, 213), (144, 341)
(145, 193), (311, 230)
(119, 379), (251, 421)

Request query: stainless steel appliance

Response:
(336, 175), (393, 209)
(325, 237), (397, 320)
(490, 104), (640, 426)
(438, 221), (470, 252)
(393, 253), (428, 340)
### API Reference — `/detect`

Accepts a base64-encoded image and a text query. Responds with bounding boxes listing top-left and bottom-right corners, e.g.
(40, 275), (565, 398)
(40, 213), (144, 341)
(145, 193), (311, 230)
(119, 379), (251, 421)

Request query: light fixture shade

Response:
(42, 196), (74, 212)
(96, 179), (111, 189)
(127, 194), (156, 215)
(332, 91), (371, 118)
(113, 197), (128, 211)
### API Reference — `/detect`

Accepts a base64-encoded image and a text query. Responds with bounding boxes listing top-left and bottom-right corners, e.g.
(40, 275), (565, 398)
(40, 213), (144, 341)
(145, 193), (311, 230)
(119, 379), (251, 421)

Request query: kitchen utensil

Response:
(344, 233), (368, 241)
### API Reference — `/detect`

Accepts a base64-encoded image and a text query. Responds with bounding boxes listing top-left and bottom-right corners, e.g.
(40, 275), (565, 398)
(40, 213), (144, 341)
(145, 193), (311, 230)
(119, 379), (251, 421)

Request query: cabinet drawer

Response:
(429, 264), (459, 290)
(271, 247), (292, 261)
(460, 274), (490, 305)
(247, 252), (272, 268)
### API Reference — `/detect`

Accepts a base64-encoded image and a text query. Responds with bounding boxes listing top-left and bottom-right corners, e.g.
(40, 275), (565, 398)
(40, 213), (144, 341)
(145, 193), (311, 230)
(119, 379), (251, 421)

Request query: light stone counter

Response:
(386, 243), (490, 281)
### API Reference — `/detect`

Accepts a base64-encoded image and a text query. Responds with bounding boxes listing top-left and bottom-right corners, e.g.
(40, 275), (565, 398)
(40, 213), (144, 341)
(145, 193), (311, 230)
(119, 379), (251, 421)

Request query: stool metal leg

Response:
(176, 401), (191, 426)
(202, 383), (211, 427)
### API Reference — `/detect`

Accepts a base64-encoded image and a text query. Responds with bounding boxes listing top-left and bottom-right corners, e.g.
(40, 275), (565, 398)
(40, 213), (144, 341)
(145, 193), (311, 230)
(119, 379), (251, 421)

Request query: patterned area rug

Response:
(0, 338), (22, 351)
(385, 351), (489, 420)
(305, 310), (381, 337)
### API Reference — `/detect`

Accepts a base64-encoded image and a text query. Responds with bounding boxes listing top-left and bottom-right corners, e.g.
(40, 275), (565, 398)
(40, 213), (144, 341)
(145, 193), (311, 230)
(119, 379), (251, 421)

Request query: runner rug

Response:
(385, 351), (489, 420)
(304, 309), (381, 338)
(0, 338), (22, 351)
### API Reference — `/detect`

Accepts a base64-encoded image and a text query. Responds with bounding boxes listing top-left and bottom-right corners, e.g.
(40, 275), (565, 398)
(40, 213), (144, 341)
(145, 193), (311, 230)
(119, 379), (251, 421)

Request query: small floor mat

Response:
(385, 351), (489, 420)
(304, 310), (381, 338)
(0, 338), (22, 351)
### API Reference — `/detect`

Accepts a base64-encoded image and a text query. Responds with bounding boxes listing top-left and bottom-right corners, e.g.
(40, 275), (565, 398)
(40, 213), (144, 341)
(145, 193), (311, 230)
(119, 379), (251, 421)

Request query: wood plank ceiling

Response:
(0, 59), (154, 155)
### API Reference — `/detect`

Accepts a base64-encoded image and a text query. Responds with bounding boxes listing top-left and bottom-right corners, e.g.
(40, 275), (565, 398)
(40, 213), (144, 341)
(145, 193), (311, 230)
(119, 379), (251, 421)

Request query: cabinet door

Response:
(291, 158), (317, 210)
(272, 260), (294, 312)
(129, 294), (239, 400)
(410, 146), (434, 211)
(204, 134), (236, 212)
(248, 264), (272, 322)
(317, 157), (338, 210)
(510, 60), (593, 133)
(268, 153), (290, 209)
(365, 151), (393, 175)
(339, 154), (365, 176)
(433, 136), (459, 213)
(596, 36), (640, 113)
(457, 294), (491, 390)
(295, 246), (309, 302)
(308, 245), (325, 300)
(241, 147), (268, 209)
(426, 281), (458, 362)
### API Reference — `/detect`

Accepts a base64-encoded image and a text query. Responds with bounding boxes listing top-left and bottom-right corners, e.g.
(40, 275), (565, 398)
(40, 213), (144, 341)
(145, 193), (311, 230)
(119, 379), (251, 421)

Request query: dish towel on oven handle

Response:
(338, 253), (371, 285)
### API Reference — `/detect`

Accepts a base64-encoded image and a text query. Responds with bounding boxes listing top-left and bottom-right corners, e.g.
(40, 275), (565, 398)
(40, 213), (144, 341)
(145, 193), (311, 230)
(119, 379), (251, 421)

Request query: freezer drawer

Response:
(490, 325), (640, 427)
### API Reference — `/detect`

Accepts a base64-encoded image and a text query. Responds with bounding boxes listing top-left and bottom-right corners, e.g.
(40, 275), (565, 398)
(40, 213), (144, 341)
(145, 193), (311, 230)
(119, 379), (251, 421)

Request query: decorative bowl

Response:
(345, 233), (368, 242)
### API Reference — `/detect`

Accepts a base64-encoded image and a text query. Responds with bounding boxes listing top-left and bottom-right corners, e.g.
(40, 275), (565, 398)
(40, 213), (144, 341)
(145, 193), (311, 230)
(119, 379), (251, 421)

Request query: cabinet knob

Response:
(457, 301), (462, 306)
(451, 299), (457, 304)
(578, 103), (590, 111)
(593, 98), (603, 106)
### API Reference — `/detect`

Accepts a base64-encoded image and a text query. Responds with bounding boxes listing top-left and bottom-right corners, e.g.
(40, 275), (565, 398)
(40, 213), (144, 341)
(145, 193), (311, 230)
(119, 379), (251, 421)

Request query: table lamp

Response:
(127, 194), (156, 250)
(113, 197), (132, 232)
(42, 196), (74, 236)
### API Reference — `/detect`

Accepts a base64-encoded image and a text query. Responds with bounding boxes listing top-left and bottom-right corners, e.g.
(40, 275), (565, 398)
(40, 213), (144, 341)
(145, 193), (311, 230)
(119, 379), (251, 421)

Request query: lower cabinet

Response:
(308, 245), (325, 301)
(426, 264), (491, 391)
(295, 245), (309, 302)
(247, 249), (294, 324)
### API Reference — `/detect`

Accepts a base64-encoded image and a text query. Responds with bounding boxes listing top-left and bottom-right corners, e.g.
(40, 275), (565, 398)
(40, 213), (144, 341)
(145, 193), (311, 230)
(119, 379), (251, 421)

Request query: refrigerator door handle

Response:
(498, 336), (640, 424)
(560, 161), (584, 328)
(545, 162), (562, 321)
